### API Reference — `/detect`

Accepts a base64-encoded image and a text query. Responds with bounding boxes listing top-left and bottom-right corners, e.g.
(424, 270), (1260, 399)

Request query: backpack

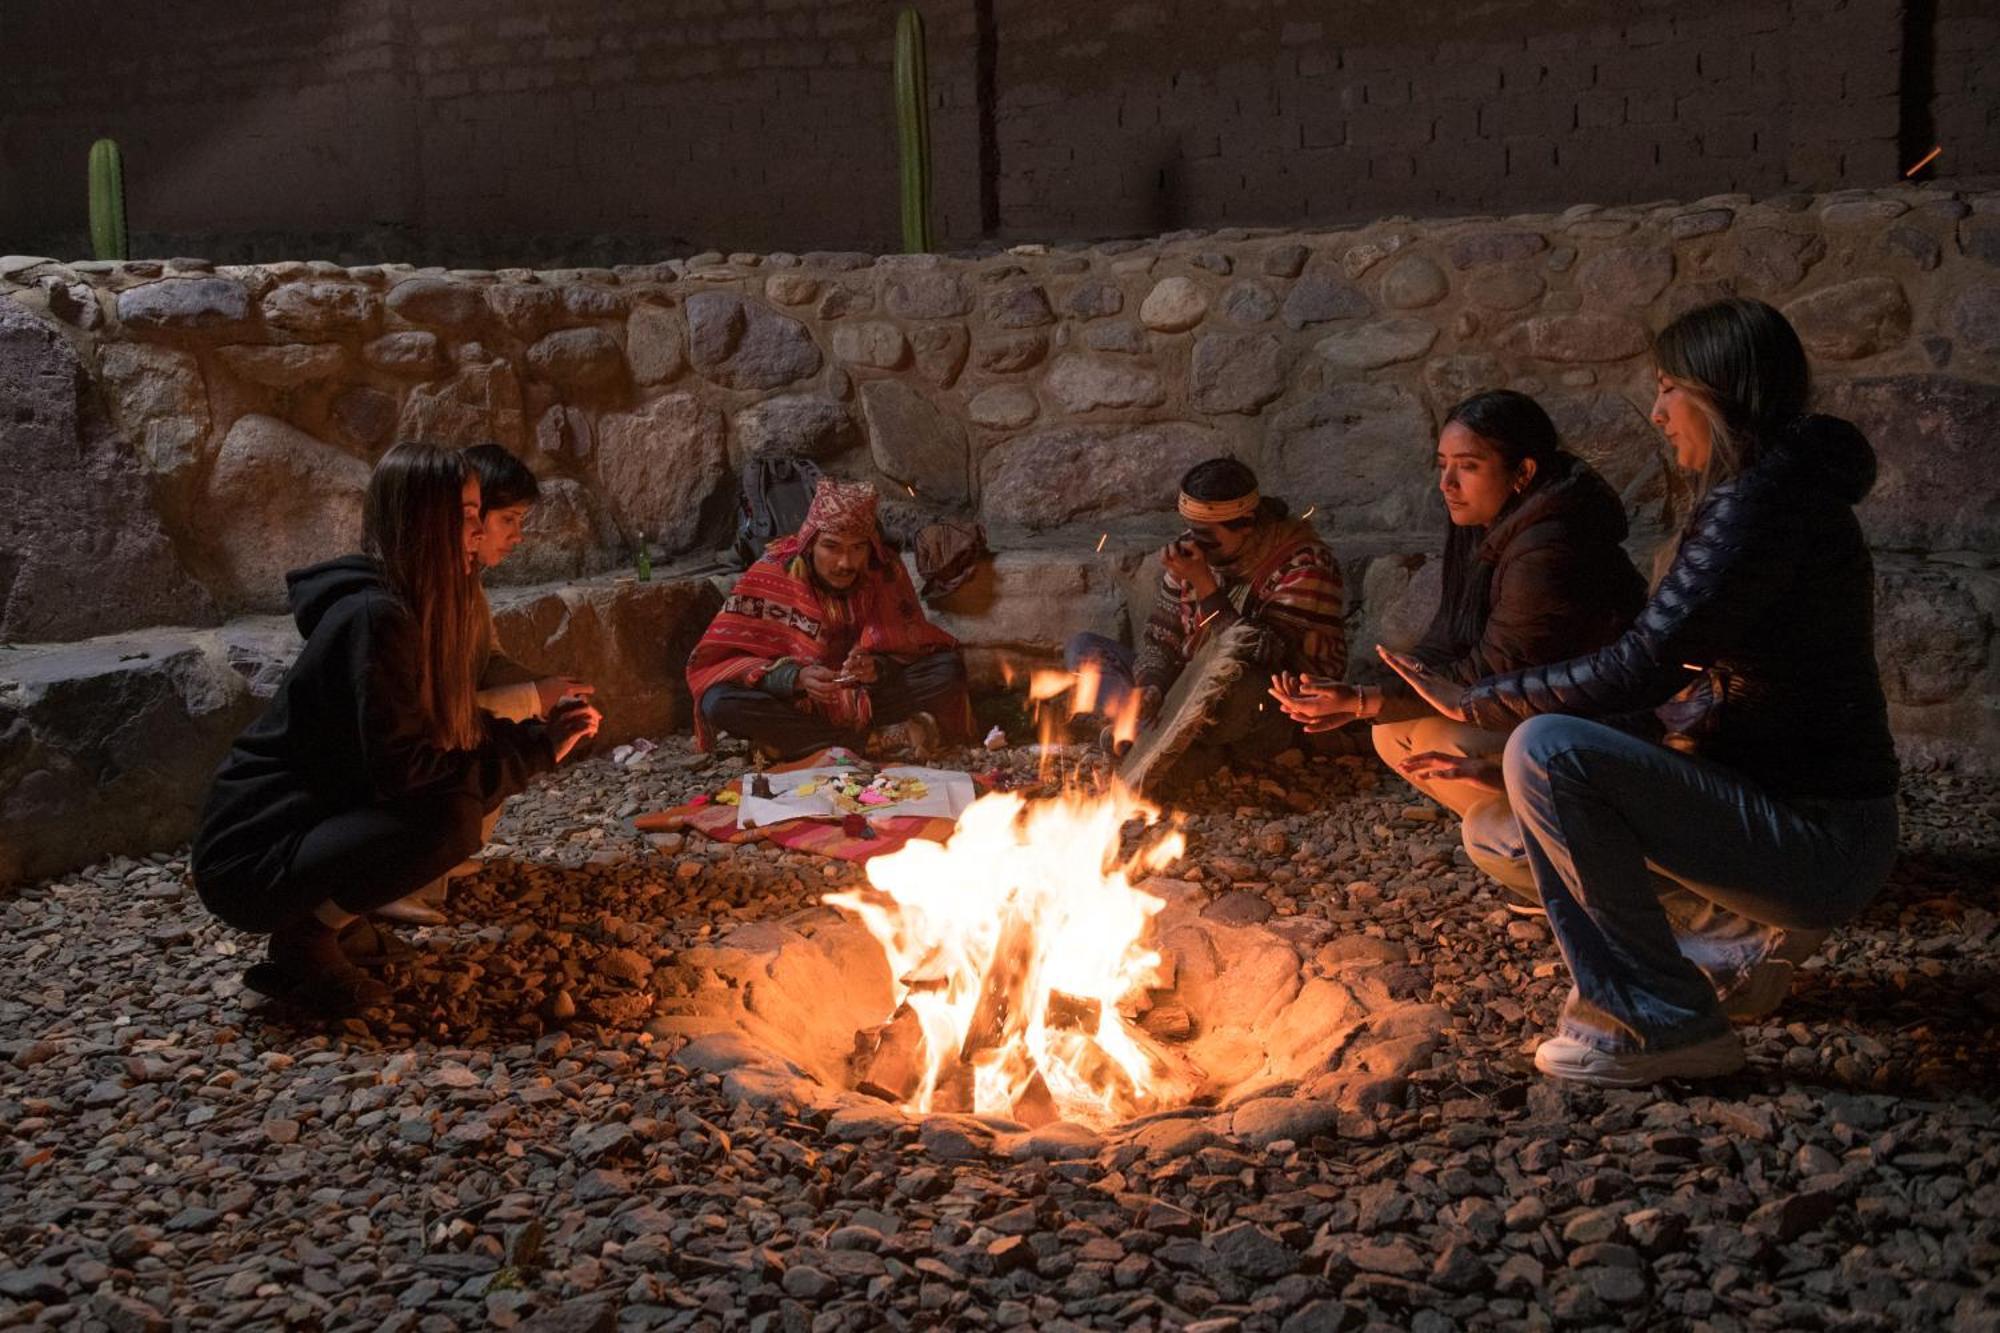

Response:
(732, 456), (824, 568)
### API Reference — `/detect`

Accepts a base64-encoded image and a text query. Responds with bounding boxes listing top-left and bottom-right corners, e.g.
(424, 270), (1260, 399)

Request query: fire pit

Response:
(659, 780), (1451, 1157)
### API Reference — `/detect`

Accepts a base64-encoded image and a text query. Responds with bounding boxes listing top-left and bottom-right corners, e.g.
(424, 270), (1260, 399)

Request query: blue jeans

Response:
(1504, 715), (1898, 1053)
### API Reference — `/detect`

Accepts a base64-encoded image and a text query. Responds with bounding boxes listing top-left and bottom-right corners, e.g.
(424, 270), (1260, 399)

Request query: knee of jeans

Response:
(698, 686), (729, 727)
(1501, 714), (1591, 792)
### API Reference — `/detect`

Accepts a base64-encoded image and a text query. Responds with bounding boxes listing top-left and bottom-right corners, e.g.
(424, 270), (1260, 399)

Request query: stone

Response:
(1044, 355), (1165, 412)
(259, 282), (381, 336)
(831, 320), (908, 369)
(1783, 277), (1911, 360)
(216, 343), (347, 388)
(1280, 274), (1371, 329)
(486, 283), (562, 337)
(1497, 313), (1648, 362)
(1379, 255), (1450, 309)
(201, 416), (370, 610)
(333, 386), (398, 450)
(0, 627), (270, 885)
(1065, 279), (1124, 320)
(1884, 225), (1943, 271)
(920, 549), (1126, 682)
(1422, 354), (1507, 411)
(593, 393), (729, 551)
(527, 327), (627, 389)
(1209, 1223), (1297, 1280)
(861, 380), (970, 505)
(384, 277), (488, 329)
(765, 272), (820, 305)
(1464, 266), (1544, 310)
(397, 358), (527, 451)
(562, 285), (628, 321)
(1140, 277), (1208, 331)
(1449, 230), (1547, 268)
(626, 305), (686, 385)
(733, 393), (857, 461)
(1231, 1097), (1341, 1147)
(1219, 281), (1280, 324)
(980, 422), (1222, 530)
(1873, 567), (1988, 706)
(1948, 283), (2000, 355)
(1341, 233), (1411, 278)
(1726, 228), (1826, 296)
(1669, 207), (1734, 239)
(1821, 374), (2000, 550)
(1313, 318), (1438, 373)
(968, 384), (1040, 429)
(1190, 333), (1288, 413)
(1268, 383), (1436, 534)
(1575, 246), (1674, 310)
(1263, 243), (1310, 277)
(38, 275), (103, 328)
(115, 277), (251, 331)
(1540, 389), (1669, 512)
(362, 331), (446, 376)
(504, 479), (622, 583)
(99, 342), (210, 481)
(881, 263), (972, 319)
(909, 323), (970, 387)
(685, 292), (822, 389)
(1082, 321), (1146, 355)
(987, 283), (1056, 328)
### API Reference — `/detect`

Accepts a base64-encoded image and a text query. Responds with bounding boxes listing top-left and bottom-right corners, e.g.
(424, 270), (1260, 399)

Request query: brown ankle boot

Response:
(260, 916), (391, 1016)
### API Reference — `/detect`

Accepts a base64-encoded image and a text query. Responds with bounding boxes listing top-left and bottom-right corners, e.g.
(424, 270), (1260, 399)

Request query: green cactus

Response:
(88, 138), (128, 262)
(894, 8), (933, 254)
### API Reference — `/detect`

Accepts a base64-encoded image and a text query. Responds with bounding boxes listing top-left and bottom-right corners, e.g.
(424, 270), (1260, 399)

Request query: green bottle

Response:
(636, 531), (652, 582)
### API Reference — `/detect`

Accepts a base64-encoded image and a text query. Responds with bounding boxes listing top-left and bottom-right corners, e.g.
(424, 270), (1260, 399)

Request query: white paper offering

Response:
(735, 764), (977, 829)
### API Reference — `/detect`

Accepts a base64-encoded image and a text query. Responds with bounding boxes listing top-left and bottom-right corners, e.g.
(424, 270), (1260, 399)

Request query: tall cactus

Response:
(894, 8), (933, 254)
(88, 138), (128, 262)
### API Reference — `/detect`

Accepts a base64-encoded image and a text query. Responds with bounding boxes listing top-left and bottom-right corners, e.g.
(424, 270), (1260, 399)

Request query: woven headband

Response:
(1178, 491), (1261, 524)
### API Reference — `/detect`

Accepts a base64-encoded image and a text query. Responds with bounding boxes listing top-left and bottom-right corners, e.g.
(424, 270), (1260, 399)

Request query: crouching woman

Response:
(192, 443), (601, 1015)
(1383, 299), (1898, 1086)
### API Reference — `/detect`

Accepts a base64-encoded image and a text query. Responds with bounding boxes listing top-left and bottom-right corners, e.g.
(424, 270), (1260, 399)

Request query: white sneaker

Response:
(1533, 1029), (1745, 1086)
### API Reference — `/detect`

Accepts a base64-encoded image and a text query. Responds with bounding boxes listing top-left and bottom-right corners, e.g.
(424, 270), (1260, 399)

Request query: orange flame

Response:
(826, 784), (1187, 1125)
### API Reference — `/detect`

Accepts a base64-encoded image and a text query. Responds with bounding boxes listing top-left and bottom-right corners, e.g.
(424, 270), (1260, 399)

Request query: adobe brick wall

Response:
(0, 0), (1987, 264)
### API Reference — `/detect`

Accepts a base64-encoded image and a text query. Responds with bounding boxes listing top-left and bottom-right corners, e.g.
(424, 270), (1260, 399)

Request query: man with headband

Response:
(1066, 458), (1345, 769)
(688, 478), (973, 759)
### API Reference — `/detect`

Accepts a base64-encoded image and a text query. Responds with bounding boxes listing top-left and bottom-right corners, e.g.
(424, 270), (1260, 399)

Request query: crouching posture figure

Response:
(688, 478), (972, 759)
(1068, 458), (1344, 773)
(1385, 299), (1899, 1086)
(192, 444), (601, 1015)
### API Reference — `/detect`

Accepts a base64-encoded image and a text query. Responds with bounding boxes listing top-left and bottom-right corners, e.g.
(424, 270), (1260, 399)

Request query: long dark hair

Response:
(1650, 298), (1811, 576)
(463, 442), (541, 514)
(1425, 391), (1572, 663)
(362, 443), (485, 750)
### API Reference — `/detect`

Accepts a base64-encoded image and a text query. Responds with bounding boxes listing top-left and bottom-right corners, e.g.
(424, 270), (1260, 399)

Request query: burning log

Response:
(1141, 1002), (1194, 1042)
(931, 1060), (975, 1113)
(1046, 990), (1103, 1034)
(1011, 1071), (1059, 1128)
(960, 910), (1038, 1062)
(851, 1004), (925, 1103)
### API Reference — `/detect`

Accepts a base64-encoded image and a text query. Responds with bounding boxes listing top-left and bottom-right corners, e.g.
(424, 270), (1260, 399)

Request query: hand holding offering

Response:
(548, 696), (603, 763)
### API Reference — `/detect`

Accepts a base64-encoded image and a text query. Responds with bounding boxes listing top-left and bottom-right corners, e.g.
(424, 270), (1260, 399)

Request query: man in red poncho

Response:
(688, 478), (973, 758)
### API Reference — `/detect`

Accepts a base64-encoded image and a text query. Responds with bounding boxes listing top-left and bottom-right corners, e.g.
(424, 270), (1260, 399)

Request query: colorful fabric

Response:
(1179, 490), (1261, 523)
(685, 482), (967, 750)
(1136, 516), (1345, 688)
(632, 749), (966, 864)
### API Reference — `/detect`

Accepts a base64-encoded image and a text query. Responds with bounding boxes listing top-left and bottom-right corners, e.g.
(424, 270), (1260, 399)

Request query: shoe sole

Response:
(1534, 1036), (1745, 1087)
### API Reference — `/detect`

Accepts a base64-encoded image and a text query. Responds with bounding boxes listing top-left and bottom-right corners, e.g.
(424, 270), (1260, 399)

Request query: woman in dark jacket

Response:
(1384, 298), (1898, 1086)
(193, 443), (602, 1015)
(1275, 390), (1645, 903)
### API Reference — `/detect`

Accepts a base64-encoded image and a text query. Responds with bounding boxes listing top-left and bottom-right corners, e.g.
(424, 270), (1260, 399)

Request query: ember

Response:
(827, 782), (1192, 1127)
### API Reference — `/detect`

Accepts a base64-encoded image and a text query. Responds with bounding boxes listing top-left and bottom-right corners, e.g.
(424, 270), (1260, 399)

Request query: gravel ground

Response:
(2, 735), (1997, 1332)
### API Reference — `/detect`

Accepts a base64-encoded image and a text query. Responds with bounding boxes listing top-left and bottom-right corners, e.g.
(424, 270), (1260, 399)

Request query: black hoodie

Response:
(1464, 415), (1897, 800)
(1410, 452), (1647, 688)
(192, 555), (556, 907)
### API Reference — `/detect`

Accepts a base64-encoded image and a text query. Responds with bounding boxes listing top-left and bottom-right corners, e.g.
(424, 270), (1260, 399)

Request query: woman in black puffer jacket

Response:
(1383, 298), (1898, 1087)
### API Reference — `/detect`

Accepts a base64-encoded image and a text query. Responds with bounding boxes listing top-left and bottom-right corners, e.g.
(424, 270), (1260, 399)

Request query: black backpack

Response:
(732, 456), (824, 567)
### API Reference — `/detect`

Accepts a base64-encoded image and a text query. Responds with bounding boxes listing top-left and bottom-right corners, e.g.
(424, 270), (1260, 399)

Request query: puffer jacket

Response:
(1462, 415), (1897, 801)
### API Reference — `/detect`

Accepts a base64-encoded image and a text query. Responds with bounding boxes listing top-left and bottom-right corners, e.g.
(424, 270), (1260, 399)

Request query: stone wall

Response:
(3, 0), (1991, 263)
(3, 183), (1999, 813)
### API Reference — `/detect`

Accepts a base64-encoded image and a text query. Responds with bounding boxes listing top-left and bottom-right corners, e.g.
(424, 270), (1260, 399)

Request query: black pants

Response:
(699, 651), (966, 760)
(201, 792), (486, 933)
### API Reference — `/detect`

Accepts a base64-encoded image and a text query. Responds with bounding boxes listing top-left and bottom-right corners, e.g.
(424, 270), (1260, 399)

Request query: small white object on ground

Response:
(983, 725), (1008, 750)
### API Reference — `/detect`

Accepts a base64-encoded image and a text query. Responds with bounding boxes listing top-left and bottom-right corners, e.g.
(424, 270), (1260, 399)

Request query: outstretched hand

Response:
(1399, 750), (1502, 793)
(1377, 647), (1470, 722)
(548, 698), (603, 763)
(1268, 672), (1368, 732)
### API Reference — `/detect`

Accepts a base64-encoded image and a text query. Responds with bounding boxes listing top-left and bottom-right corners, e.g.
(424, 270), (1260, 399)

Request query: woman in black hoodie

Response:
(1274, 390), (1645, 906)
(193, 443), (602, 1014)
(1384, 299), (1899, 1086)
